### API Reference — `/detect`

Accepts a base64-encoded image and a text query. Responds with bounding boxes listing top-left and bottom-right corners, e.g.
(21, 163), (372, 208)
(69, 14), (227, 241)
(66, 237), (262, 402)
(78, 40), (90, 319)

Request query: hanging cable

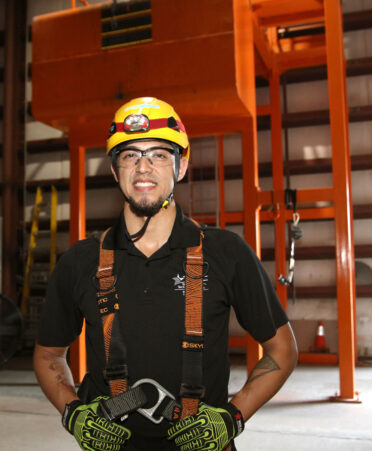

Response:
(278, 189), (303, 302)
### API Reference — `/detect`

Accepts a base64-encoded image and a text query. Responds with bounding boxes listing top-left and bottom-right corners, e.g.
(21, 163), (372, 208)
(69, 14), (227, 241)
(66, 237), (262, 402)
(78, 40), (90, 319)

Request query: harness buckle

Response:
(131, 378), (177, 424)
(179, 383), (206, 399)
(103, 364), (128, 383)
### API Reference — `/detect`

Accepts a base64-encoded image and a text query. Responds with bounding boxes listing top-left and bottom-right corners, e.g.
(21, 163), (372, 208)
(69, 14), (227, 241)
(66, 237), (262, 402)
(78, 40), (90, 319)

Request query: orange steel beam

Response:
(259, 187), (334, 207)
(69, 142), (87, 383)
(194, 206), (335, 225)
(234, 0), (258, 120)
(284, 207), (335, 221)
(218, 136), (226, 229)
(296, 187), (334, 203)
(270, 70), (287, 310)
(252, 13), (274, 75)
(234, 0), (262, 374)
(229, 336), (247, 348)
(324, 0), (357, 401)
(256, 104), (272, 116)
(275, 46), (327, 72)
(252, 0), (324, 28)
(260, 207), (335, 223)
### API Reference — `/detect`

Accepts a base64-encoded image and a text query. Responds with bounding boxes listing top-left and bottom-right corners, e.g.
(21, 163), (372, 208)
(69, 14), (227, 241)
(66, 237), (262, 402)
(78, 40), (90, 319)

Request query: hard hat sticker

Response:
(124, 103), (160, 113)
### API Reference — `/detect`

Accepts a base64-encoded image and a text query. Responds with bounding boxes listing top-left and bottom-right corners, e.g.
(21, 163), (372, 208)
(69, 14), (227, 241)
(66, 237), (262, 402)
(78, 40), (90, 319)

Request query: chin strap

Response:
(126, 193), (174, 241)
(126, 216), (152, 241)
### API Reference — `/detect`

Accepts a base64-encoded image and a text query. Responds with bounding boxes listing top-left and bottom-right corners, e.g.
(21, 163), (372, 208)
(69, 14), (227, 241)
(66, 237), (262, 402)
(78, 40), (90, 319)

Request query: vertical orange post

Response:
(234, 0), (262, 373)
(270, 70), (288, 311)
(69, 141), (87, 383)
(324, 0), (357, 400)
(218, 135), (226, 229)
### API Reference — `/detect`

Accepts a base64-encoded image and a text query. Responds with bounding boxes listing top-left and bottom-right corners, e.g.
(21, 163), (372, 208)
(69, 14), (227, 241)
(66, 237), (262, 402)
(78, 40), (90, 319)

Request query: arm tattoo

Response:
(247, 354), (280, 384)
(44, 354), (72, 388)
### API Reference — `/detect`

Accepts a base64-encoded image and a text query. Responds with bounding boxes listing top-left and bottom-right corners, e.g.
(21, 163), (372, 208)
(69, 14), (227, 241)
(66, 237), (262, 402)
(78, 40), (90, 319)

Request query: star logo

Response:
(172, 274), (185, 286)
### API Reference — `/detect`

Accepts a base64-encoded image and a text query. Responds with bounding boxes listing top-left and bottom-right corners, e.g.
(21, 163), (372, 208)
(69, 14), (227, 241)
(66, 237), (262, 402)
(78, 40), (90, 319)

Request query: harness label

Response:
(172, 273), (209, 295)
(182, 341), (204, 350)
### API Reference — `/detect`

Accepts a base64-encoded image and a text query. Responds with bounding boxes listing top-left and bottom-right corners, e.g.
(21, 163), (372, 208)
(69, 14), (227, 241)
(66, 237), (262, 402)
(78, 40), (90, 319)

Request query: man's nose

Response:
(135, 154), (153, 171)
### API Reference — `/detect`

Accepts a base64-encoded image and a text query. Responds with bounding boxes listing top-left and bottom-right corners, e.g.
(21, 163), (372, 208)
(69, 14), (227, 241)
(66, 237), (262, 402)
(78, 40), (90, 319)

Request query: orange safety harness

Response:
(95, 222), (207, 420)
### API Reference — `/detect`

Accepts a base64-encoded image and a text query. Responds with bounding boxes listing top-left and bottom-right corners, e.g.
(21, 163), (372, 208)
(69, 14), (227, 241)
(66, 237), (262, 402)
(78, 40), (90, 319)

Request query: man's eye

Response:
(152, 151), (171, 161)
(153, 153), (167, 159)
(122, 152), (137, 160)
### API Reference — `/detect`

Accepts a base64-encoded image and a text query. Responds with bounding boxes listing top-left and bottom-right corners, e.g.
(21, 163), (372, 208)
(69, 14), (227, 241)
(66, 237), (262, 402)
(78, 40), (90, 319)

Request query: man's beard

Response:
(126, 195), (166, 217)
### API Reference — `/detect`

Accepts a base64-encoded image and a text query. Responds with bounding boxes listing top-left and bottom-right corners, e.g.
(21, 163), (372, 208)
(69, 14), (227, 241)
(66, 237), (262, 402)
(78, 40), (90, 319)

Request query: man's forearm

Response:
(230, 323), (298, 421)
(33, 343), (78, 414)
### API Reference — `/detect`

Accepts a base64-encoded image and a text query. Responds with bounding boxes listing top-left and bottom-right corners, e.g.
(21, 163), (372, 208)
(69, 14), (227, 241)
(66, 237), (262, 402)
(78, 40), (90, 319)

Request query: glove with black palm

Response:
(62, 396), (131, 451)
(167, 402), (244, 451)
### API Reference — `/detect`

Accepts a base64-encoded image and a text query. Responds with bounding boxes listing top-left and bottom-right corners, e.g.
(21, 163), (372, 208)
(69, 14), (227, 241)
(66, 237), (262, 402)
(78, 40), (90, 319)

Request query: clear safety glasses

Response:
(116, 147), (175, 168)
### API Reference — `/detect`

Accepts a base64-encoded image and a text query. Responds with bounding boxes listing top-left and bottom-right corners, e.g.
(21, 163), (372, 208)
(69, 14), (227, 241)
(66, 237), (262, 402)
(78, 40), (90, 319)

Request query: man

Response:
(34, 97), (298, 451)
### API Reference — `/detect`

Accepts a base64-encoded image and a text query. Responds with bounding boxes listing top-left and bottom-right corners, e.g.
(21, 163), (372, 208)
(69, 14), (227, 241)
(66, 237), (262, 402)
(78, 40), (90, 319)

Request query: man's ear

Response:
(177, 157), (189, 182)
(110, 163), (119, 183)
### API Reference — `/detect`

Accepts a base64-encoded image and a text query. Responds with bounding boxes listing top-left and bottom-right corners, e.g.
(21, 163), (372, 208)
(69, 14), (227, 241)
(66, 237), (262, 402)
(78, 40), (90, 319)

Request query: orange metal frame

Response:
(32, 0), (357, 400)
(231, 0), (356, 401)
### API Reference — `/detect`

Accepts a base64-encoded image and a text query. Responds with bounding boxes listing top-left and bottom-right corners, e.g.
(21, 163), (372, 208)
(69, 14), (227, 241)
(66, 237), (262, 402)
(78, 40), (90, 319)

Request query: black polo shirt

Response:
(38, 203), (288, 438)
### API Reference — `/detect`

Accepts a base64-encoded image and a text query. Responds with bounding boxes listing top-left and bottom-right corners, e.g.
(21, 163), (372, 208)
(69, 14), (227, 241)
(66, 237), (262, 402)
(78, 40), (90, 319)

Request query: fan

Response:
(0, 294), (23, 367)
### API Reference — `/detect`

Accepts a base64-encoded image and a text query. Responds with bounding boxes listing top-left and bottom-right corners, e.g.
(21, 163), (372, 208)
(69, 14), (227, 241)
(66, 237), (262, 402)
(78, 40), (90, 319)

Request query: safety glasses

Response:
(116, 147), (175, 168)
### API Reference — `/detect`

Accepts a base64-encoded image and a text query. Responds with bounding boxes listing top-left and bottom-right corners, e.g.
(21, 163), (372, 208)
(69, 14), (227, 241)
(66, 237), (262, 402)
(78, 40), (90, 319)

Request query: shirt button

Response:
(143, 288), (150, 295)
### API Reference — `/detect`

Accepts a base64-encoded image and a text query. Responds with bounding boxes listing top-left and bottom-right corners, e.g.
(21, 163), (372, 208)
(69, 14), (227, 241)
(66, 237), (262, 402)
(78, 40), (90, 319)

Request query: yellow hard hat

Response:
(106, 97), (190, 159)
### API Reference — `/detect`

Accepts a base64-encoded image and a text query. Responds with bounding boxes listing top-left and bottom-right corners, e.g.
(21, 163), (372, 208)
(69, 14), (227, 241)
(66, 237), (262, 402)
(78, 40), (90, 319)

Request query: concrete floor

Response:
(1, 354), (372, 451)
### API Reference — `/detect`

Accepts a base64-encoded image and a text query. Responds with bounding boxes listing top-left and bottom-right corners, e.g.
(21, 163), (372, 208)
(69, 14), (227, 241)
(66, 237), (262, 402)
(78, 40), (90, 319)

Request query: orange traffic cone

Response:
(310, 321), (329, 353)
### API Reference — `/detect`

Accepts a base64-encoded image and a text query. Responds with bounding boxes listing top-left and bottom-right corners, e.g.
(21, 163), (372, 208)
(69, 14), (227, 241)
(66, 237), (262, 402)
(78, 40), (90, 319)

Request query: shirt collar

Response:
(103, 203), (201, 251)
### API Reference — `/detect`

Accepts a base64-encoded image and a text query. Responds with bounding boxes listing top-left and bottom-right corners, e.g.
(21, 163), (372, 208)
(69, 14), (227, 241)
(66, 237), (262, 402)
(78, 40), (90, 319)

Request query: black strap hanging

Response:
(278, 189), (303, 302)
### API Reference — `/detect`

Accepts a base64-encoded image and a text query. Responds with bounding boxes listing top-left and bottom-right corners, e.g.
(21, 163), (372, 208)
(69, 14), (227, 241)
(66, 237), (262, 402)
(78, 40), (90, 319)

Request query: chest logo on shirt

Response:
(172, 273), (209, 295)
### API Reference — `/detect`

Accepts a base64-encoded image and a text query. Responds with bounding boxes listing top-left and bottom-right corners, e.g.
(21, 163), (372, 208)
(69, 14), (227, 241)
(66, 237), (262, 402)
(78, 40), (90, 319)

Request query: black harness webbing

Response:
(96, 229), (128, 396)
(95, 221), (206, 420)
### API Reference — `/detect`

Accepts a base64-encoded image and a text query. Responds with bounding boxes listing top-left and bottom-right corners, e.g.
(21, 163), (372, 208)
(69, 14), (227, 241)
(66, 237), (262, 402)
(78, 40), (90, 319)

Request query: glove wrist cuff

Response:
(224, 402), (245, 437)
(62, 399), (83, 434)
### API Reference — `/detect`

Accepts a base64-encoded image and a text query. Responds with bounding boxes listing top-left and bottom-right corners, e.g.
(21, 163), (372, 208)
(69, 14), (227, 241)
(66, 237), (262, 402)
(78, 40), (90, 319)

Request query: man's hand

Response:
(62, 396), (131, 451)
(167, 402), (244, 451)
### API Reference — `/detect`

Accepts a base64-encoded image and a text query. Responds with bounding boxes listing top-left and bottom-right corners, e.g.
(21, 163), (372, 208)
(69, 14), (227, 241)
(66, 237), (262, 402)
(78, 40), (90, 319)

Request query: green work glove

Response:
(62, 396), (131, 451)
(167, 402), (244, 451)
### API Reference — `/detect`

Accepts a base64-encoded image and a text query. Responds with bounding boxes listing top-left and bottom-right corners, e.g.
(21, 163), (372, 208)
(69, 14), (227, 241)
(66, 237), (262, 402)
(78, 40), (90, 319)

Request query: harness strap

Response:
(96, 229), (128, 396)
(96, 221), (207, 420)
(180, 223), (206, 419)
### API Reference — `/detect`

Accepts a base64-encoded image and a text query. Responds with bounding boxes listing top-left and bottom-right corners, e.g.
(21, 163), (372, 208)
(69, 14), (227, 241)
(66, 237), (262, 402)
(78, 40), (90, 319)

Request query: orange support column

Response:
(270, 70), (288, 311)
(324, 0), (357, 401)
(69, 141), (87, 383)
(234, 1), (262, 373)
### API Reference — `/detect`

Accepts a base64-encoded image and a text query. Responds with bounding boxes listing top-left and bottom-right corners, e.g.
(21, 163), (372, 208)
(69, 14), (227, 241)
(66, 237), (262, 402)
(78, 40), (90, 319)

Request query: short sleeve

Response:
(231, 238), (288, 343)
(37, 246), (83, 346)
